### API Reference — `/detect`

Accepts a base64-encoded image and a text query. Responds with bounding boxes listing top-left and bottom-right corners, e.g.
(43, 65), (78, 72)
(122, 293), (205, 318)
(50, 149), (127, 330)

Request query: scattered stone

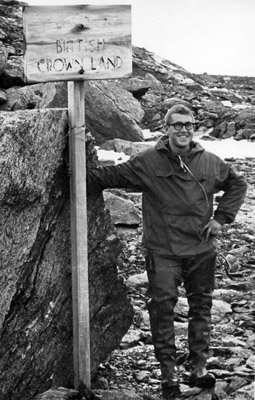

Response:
(222, 337), (247, 347)
(223, 121), (236, 138)
(144, 73), (163, 90)
(134, 370), (150, 382)
(233, 382), (255, 400)
(246, 354), (255, 370)
(34, 388), (79, 400)
(100, 389), (143, 400)
(0, 88), (6, 104)
(226, 376), (248, 394)
(126, 271), (148, 290)
(120, 330), (143, 349)
(103, 191), (141, 226)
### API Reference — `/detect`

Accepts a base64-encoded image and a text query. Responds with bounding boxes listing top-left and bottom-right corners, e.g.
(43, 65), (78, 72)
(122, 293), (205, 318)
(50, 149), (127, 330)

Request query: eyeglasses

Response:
(167, 122), (195, 131)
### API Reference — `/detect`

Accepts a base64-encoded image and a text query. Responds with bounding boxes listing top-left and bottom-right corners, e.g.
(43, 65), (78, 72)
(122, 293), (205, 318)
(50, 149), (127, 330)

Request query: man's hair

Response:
(165, 104), (194, 125)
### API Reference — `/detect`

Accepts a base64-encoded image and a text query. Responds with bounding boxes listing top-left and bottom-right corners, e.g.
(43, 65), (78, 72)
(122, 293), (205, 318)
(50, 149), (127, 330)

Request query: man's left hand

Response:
(202, 219), (222, 242)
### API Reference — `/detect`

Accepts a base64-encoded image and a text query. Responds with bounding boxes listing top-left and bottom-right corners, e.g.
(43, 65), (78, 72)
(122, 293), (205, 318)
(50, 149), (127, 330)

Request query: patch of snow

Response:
(233, 104), (252, 110)
(97, 149), (130, 164)
(96, 135), (255, 165)
(183, 78), (195, 84)
(142, 129), (155, 140)
(196, 137), (255, 159)
(221, 100), (232, 108)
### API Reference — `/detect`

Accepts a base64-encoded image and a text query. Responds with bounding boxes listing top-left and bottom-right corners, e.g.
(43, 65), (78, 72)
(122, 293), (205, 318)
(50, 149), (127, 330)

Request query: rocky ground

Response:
(92, 156), (255, 400)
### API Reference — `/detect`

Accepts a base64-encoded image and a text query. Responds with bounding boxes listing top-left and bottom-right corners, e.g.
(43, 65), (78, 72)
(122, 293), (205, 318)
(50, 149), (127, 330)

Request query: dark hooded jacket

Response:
(87, 137), (247, 257)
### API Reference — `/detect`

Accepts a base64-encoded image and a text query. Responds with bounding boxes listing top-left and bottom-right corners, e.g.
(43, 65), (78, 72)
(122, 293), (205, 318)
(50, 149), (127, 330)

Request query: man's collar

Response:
(155, 135), (204, 155)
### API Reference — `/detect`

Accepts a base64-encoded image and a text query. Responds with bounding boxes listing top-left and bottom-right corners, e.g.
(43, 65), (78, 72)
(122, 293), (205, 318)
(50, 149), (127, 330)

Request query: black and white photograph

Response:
(0, 0), (255, 399)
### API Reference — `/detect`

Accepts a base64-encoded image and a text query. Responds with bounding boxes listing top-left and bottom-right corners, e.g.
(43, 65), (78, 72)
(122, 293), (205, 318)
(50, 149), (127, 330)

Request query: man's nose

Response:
(180, 125), (188, 132)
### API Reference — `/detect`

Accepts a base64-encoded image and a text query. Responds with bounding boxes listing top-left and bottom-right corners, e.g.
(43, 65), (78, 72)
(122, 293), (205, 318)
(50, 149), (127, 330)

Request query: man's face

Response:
(166, 113), (195, 152)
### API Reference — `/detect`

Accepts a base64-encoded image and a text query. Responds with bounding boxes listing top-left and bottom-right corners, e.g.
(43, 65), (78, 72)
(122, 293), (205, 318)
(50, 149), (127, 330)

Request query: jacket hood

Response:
(155, 135), (205, 156)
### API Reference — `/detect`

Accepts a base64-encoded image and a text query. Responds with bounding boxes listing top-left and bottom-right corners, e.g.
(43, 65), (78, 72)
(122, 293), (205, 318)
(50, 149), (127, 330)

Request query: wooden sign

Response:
(23, 5), (132, 83)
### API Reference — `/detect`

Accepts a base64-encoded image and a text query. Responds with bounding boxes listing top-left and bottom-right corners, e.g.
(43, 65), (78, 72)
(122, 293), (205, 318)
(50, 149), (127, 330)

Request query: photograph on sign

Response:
(23, 5), (132, 83)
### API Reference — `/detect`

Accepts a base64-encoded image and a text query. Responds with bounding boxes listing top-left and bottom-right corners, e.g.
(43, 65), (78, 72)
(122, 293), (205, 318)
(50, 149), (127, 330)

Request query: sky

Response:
(25, 0), (255, 77)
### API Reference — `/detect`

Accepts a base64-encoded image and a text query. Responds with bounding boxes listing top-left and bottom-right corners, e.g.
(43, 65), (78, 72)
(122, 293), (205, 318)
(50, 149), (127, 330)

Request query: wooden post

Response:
(68, 80), (91, 390)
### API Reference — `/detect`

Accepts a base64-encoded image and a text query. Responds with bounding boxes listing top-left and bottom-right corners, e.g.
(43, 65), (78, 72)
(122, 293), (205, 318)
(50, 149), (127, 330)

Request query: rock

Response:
(229, 245), (250, 256)
(95, 377), (109, 390)
(122, 77), (151, 98)
(234, 129), (246, 141)
(246, 334), (255, 348)
(226, 376), (249, 394)
(174, 321), (188, 336)
(126, 271), (148, 290)
(227, 282), (250, 291)
(151, 112), (161, 121)
(144, 72), (163, 90)
(175, 297), (189, 318)
(222, 121), (236, 138)
(97, 389), (143, 400)
(211, 299), (233, 322)
(101, 138), (153, 156)
(84, 80), (144, 145)
(222, 337), (247, 347)
(35, 388), (79, 400)
(103, 191), (141, 226)
(37, 81), (144, 145)
(246, 354), (255, 370)
(229, 346), (253, 360)
(140, 310), (150, 331)
(0, 42), (8, 76)
(221, 100), (232, 108)
(0, 110), (133, 399)
(134, 370), (150, 382)
(207, 356), (226, 370)
(235, 128), (253, 141)
(175, 297), (232, 323)
(0, 88), (6, 104)
(226, 357), (242, 370)
(0, 1), (24, 60)
(213, 288), (241, 302)
(233, 382), (255, 400)
(161, 97), (189, 110)
(0, 84), (43, 111)
(142, 129), (162, 141)
(0, 55), (24, 88)
(214, 380), (229, 400)
(211, 120), (226, 138)
(120, 329), (142, 349)
(209, 369), (234, 379)
(199, 134), (218, 141)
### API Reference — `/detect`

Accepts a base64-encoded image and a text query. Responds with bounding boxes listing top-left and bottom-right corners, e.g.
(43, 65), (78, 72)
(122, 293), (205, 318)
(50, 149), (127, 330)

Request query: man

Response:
(87, 104), (247, 399)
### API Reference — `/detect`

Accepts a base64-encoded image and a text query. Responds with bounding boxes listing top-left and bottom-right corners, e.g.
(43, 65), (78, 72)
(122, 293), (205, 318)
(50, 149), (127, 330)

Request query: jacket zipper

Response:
(178, 155), (210, 208)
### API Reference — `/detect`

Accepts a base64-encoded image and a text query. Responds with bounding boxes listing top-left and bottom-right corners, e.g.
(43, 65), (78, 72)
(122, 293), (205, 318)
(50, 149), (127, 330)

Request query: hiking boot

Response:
(162, 381), (181, 399)
(189, 372), (216, 388)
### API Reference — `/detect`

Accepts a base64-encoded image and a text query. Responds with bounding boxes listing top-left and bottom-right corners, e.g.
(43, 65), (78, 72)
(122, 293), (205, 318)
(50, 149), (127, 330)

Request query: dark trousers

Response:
(146, 250), (216, 378)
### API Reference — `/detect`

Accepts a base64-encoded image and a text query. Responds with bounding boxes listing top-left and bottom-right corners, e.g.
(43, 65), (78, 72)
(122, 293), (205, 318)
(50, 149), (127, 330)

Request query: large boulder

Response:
(84, 80), (144, 145)
(0, 109), (133, 400)
(0, 83), (43, 111)
(0, 80), (144, 145)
